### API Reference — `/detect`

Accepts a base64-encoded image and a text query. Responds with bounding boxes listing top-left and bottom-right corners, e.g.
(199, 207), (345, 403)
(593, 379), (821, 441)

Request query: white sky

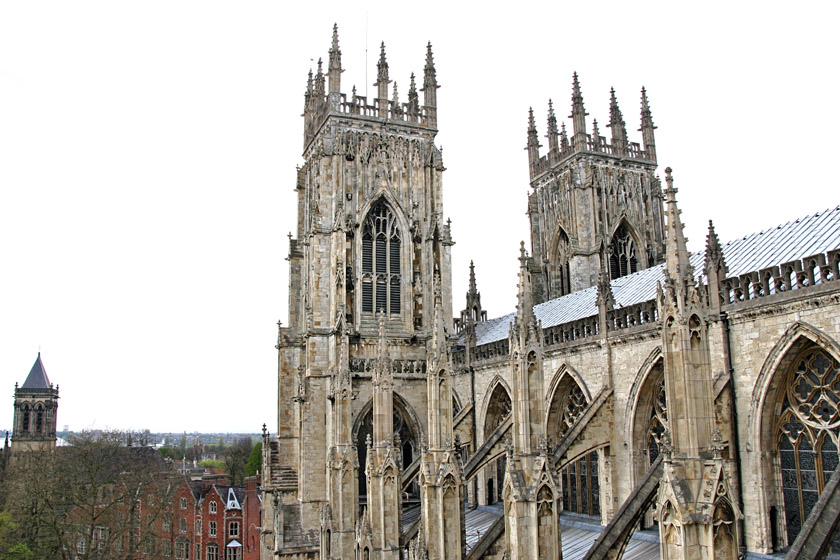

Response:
(1, 2), (837, 433)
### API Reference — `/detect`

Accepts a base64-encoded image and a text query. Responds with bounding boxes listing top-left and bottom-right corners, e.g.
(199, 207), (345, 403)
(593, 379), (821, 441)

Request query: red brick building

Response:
(171, 474), (261, 560)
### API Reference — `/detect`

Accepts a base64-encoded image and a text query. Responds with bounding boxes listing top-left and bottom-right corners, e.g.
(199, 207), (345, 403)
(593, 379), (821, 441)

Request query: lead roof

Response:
(469, 206), (840, 347)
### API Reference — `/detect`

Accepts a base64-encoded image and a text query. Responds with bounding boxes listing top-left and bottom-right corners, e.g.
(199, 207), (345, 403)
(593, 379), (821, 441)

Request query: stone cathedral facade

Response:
(262, 28), (840, 560)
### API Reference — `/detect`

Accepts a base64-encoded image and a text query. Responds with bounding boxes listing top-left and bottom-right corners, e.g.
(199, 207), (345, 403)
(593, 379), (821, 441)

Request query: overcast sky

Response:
(1, 2), (837, 434)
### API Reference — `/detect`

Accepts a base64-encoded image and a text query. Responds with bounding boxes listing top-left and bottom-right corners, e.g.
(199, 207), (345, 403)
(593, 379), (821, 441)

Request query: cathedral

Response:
(261, 27), (840, 560)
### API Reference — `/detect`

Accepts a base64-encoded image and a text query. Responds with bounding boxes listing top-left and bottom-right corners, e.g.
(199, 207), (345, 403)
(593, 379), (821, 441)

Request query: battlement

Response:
(302, 26), (439, 151)
(527, 75), (657, 181)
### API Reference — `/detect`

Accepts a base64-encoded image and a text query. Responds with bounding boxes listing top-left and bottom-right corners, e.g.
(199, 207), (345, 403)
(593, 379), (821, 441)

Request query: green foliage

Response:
(0, 513), (33, 560)
(199, 459), (225, 470)
(245, 442), (262, 477)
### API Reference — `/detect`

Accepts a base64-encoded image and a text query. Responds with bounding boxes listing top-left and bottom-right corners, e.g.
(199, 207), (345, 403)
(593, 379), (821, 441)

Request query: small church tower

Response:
(526, 75), (666, 302)
(12, 353), (59, 455)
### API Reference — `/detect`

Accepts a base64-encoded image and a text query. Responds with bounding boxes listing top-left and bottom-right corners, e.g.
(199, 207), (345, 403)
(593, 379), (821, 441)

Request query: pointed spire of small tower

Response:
(391, 81), (403, 118)
(704, 220), (727, 315)
(468, 260), (478, 295)
(526, 108), (542, 177)
(459, 260), (486, 332)
(328, 24), (342, 96)
(375, 42), (390, 118)
(422, 42), (439, 127)
(12, 353), (60, 457)
(515, 242), (537, 344)
(663, 167), (693, 284)
(407, 72), (420, 122)
(640, 87), (657, 162)
(591, 118), (602, 151)
(546, 99), (559, 152)
(314, 58), (326, 109)
(570, 72), (588, 152)
(608, 87), (628, 156)
(560, 122), (570, 152)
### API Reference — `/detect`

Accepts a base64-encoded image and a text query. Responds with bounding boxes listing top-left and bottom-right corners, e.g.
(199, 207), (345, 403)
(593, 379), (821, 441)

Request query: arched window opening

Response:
(356, 401), (418, 501)
(483, 383), (512, 505)
(35, 405), (44, 434)
(361, 201), (401, 316)
(555, 229), (572, 297)
(561, 450), (600, 517)
(22, 405), (30, 432)
(547, 379), (588, 441)
(646, 377), (668, 463)
(774, 347), (840, 548)
(609, 223), (639, 280)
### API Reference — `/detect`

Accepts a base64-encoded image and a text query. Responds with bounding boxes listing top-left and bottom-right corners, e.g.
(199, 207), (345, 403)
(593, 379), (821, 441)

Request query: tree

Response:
(4, 430), (176, 560)
(223, 437), (253, 486)
(245, 442), (262, 477)
(0, 513), (33, 560)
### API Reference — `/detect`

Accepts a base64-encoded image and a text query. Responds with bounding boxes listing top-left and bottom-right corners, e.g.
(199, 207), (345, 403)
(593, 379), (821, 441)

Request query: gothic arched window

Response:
(609, 223), (639, 280)
(35, 405), (44, 433)
(554, 229), (571, 297)
(361, 201), (401, 316)
(775, 348), (840, 546)
(561, 449), (600, 517)
(22, 405), (30, 432)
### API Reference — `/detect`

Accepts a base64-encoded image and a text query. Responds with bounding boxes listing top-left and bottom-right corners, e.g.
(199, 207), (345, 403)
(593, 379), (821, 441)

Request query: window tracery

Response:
(775, 348), (840, 546)
(609, 223), (639, 280)
(646, 377), (668, 463)
(361, 201), (401, 316)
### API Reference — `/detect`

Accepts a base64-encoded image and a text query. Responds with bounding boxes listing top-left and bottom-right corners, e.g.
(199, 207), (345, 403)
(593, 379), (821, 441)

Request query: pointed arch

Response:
(479, 376), (512, 440)
(750, 322), (840, 549)
(608, 219), (646, 279)
(544, 364), (591, 440)
(352, 392), (424, 497)
(625, 347), (666, 498)
(549, 225), (573, 297)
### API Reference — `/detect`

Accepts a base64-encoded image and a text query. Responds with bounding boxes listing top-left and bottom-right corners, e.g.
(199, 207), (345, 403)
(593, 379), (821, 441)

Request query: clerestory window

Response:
(361, 201), (401, 316)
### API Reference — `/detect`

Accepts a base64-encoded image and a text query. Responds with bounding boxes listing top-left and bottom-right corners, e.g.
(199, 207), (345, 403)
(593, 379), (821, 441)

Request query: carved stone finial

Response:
(366, 433), (372, 448)
(660, 429), (674, 459)
(711, 428), (724, 459)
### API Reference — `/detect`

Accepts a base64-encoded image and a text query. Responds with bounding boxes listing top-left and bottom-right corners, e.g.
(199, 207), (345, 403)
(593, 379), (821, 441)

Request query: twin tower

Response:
(263, 26), (666, 560)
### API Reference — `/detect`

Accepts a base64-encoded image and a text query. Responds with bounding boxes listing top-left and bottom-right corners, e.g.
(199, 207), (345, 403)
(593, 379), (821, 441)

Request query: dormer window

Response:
(361, 201), (401, 316)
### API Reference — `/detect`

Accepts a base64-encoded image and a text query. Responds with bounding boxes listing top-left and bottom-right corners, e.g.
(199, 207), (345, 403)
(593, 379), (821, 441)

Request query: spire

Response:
(608, 87), (627, 156)
(22, 352), (51, 389)
(527, 108), (541, 175)
(431, 274), (446, 355)
(314, 58), (325, 99)
(560, 122), (570, 152)
(422, 42), (438, 126)
(570, 72), (588, 151)
(391, 81), (402, 118)
(515, 242), (537, 344)
(407, 72), (420, 121)
(375, 42), (390, 117)
(546, 99), (559, 152)
(663, 168), (693, 284)
(328, 24), (342, 95)
(639, 87), (657, 162)
(468, 260), (477, 295)
(591, 118), (602, 151)
(304, 68), (314, 114)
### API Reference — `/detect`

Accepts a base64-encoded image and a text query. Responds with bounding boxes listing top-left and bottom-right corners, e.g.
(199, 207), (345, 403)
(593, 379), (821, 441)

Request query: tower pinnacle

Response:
(570, 72), (589, 152)
(608, 87), (627, 155)
(663, 167), (693, 284)
(328, 24), (342, 95)
(422, 42), (438, 127)
(640, 87), (657, 162)
(375, 43), (390, 117)
(546, 99), (559, 152)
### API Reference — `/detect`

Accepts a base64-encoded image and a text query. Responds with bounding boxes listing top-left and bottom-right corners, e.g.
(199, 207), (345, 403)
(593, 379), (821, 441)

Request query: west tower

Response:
(264, 27), (461, 560)
(526, 76), (665, 302)
(12, 353), (59, 456)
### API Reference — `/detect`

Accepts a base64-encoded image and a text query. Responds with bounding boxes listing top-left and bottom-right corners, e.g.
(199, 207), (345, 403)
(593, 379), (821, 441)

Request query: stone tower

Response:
(12, 353), (59, 456)
(526, 76), (665, 303)
(264, 27), (459, 560)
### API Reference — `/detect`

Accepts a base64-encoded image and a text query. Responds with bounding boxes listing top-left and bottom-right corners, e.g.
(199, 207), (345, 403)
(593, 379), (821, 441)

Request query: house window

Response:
(179, 518), (187, 534)
(180, 497), (187, 509)
(195, 520), (201, 535)
(207, 544), (219, 560)
(209, 501), (217, 514)
(361, 200), (401, 316)
(209, 521), (217, 538)
(162, 540), (171, 557)
(229, 521), (239, 538)
(175, 540), (190, 560)
(226, 547), (241, 560)
(77, 537), (86, 554)
(163, 516), (170, 531)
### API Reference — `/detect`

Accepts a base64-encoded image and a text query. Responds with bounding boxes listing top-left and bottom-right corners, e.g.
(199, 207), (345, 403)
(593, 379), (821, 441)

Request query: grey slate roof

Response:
(469, 206), (840, 347)
(21, 353), (52, 389)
